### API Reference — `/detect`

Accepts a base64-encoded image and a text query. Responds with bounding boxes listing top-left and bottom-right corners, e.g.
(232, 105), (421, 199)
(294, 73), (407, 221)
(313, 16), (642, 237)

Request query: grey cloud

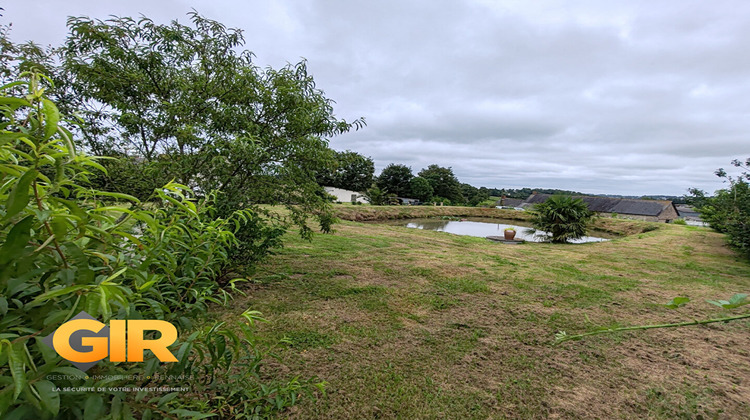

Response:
(5, 0), (750, 195)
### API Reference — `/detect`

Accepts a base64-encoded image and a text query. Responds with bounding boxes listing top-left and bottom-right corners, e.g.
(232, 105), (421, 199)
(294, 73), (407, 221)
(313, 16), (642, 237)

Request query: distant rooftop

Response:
(523, 193), (674, 217)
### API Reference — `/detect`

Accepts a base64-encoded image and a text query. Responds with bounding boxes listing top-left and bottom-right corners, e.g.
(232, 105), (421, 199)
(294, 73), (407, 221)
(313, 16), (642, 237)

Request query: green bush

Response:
(364, 184), (388, 205)
(530, 195), (594, 243)
(0, 73), (319, 418)
(692, 159), (750, 259)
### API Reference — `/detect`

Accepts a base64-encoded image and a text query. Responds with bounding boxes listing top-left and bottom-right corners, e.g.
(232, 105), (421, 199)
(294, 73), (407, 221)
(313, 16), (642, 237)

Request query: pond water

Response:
(380, 217), (614, 243)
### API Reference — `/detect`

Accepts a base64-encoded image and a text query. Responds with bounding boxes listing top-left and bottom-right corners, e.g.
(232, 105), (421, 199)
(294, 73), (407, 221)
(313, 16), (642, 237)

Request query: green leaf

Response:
(0, 297), (6, 316)
(707, 293), (750, 309)
(0, 132), (26, 147)
(49, 216), (69, 240)
(83, 394), (104, 420)
(0, 216), (34, 266)
(0, 387), (12, 417)
(707, 299), (730, 308)
(0, 165), (22, 177)
(78, 159), (106, 174)
(34, 380), (59, 416)
(0, 81), (28, 91)
(729, 293), (748, 306)
(98, 288), (111, 320)
(5, 340), (27, 400)
(3, 169), (38, 221)
(33, 285), (89, 303)
(0, 97), (30, 109)
(103, 267), (128, 283)
(137, 280), (157, 292)
(89, 190), (140, 203)
(35, 337), (58, 364)
(111, 396), (122, 419)
(58, 126), (77, 158)
(42, 99), (60, 140)
(664, 296), (690, 309)
(157, 391), (180, 407)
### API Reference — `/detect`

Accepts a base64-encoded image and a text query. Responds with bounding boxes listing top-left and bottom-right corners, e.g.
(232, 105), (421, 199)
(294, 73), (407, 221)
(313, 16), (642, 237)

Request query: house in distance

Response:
(512, 193), (680, 223)
(323, 186), (368, 204)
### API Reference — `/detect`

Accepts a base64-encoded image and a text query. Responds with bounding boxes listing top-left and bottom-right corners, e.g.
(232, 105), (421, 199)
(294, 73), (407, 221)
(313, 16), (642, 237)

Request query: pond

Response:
(380, 217), (615, 243)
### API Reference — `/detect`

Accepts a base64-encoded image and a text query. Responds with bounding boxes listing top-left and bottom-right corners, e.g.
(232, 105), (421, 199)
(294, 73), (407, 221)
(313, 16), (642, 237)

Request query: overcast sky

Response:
(4, 0), (750, 195)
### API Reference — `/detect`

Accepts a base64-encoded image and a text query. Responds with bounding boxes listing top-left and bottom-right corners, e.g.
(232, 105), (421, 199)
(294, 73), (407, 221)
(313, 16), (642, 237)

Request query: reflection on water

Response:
(385, 218), (612, 243)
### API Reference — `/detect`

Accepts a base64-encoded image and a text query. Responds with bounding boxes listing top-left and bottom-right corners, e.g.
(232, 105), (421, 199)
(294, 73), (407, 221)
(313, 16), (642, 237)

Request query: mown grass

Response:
(221, 209), (750, 419)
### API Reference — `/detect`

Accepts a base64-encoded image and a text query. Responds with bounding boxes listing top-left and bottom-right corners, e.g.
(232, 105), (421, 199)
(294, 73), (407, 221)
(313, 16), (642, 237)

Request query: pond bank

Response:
(332, 205), (659, 237)
(375, 217), (616, 243)
(333, 205), (530, 222)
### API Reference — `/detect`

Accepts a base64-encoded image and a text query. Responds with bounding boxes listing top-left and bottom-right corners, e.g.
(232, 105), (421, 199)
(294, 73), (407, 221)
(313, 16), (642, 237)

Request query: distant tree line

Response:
(313, 154), (694, 208)
(365, 163), (490, 206)
(315, 157), (491, 205)
(486, 187), (583, 199)
(314, 154), (602, 206)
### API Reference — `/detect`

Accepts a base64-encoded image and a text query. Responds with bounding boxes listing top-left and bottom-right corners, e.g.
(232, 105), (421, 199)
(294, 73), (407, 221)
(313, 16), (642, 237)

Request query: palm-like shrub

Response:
(530, 195), (594, 243)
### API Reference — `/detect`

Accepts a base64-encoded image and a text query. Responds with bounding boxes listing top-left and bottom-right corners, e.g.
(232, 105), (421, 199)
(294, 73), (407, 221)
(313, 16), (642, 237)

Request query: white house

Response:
(324, 186), (368, 204)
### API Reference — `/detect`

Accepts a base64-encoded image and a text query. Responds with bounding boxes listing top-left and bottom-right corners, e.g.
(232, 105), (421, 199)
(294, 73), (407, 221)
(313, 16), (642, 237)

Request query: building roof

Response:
(323, 186), (361, 195)
(494, 198), (524, 208)
(675, 205), (701, 219)
(523, 193), (673, 217)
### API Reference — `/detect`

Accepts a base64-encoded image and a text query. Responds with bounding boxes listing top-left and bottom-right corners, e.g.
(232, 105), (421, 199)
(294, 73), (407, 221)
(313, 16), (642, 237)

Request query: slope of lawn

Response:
(222, 211), (750, 419)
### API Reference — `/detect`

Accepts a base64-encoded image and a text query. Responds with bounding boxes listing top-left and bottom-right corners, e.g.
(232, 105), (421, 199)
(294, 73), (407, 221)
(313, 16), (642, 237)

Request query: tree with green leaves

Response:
(459, 183), (489, 206)
(376, 163), (413, 197)
(59, 12), (364, 223)
(0, 72), (320, 419)
(316, 150), (375, 192)
(418, 164), (463, 204)
(364, 184), (388, 205)
(409, 176), (433, 202)
(459, 183), (477, 205)
(473, 186), (491, 206)
(457, 184), (490, 207)
(530, 195), (594, 243)
(0, 25), (53, 85)
(691, 158), (750, 258)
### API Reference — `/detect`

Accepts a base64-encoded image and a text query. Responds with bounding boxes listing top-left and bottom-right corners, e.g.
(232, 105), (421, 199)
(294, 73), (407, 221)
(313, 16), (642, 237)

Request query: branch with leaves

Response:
(554, 294), (750, 344)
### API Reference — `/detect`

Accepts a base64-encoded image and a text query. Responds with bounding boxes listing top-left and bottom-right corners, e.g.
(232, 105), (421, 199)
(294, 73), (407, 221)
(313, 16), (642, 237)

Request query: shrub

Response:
(364, 184), (388, 205)
(0, 73), (319, 418)
(530, 195), (594, 243)
(692, 159), (750, 258)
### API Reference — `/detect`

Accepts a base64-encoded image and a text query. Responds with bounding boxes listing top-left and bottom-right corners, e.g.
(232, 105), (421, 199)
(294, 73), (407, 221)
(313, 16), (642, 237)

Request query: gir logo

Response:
(41, 311), (178, 372)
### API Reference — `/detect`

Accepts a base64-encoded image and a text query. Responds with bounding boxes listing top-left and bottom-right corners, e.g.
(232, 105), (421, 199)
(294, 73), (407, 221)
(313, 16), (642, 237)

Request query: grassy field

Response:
(223, 206), (750, 418)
